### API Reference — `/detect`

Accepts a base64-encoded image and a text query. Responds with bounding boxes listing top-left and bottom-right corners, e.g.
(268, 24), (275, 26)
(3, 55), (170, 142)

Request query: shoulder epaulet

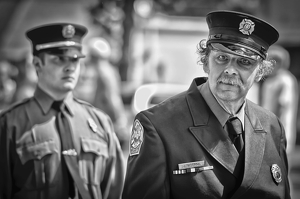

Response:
(73, 97), (94, 107)
(0, 98), (32, 116)
(73, 97), (109, 116)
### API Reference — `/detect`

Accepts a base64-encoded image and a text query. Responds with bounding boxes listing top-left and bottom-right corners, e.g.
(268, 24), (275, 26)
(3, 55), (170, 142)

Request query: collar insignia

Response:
(239, 19), (255, 35)
(88, 118), (98, 133)
(62, 25), (75, 38)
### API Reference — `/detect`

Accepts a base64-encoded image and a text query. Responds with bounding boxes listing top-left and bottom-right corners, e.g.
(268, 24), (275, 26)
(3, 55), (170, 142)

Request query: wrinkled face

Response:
(205, 49), (261, 103)
(36, 54), (81, 95)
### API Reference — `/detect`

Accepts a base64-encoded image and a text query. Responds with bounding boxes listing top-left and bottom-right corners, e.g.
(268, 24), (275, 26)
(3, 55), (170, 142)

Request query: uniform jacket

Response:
(122, 77), (290, 199)
(0, 87), (125, 199)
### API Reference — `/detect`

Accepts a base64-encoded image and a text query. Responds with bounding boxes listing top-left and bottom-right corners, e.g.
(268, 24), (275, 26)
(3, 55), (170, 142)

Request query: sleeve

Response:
(122, 112), (170, 199)
(101, 115), (126, 199)
(0, 114), (12, 199)
(277, 118), (291, 199)
(279, 77), (298, 154)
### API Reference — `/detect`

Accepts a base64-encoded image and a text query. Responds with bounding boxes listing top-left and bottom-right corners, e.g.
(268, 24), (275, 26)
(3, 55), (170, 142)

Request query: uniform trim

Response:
(36, 41), (81, 51)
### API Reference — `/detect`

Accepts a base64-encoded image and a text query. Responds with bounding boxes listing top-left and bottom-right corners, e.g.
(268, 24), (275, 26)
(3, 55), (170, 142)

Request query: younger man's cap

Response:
(26, 23), (88, 58)
(206, 10), (279, 60)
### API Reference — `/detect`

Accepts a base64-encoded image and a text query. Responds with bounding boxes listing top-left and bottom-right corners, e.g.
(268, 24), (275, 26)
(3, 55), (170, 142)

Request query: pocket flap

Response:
(81, 137), (108, 158)
(17, 139), (58, 164)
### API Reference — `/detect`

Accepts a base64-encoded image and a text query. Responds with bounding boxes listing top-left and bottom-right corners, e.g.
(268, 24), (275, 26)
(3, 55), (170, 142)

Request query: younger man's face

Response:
(36, 53), (82, 95)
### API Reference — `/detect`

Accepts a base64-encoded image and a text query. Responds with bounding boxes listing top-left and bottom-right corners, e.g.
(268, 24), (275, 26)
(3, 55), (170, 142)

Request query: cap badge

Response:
(129, 119), (144, 156)
(62, 25), (75, 38)
(239, 19), (255, 35)
(88, 118), (98, 133)
(271, 164), (282, 184)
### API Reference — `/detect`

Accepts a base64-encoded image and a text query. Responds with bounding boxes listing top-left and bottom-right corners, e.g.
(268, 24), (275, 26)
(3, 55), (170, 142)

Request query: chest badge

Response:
(271, 164), (282, 184)
(129, 119), (144, 156)
(88, 118), (98, 133)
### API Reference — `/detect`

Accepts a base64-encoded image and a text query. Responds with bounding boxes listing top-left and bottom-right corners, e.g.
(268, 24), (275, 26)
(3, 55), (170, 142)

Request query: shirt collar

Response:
(34, 86), (55, 114)
(199, 81), (245, 130)
(62, 93), (75, 116)
(34, 86), (75, 116)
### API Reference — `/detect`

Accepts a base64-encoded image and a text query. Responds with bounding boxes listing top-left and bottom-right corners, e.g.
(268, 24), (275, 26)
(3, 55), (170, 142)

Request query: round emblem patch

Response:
(129, 119), (144, 156)
(62, 25), (75, 38)
(271, 164), (282, 184)
(239, 19), (255, 35)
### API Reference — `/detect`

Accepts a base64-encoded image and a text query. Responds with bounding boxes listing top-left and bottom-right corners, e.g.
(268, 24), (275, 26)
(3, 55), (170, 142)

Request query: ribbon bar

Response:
(173, 166), (214, 175)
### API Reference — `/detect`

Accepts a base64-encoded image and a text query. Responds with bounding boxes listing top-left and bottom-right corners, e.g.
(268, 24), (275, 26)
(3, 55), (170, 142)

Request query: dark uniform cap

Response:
(26, 23), (88, 58)
(206, 10), (279, 59)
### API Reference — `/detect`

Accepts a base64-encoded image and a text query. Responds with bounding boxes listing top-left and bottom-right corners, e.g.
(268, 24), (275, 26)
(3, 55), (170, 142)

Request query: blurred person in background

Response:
(0, 23), (125, 199)
(0, 60), (18, 112)
(260, 45), (298, 154)
(123, 10), (291, 199)
(74, 37), (129, 152)
(260, 45), (298, 199)
(12, 52), (37, 103)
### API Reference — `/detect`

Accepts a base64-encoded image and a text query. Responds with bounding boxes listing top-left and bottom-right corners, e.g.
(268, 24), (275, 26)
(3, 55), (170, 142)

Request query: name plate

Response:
(178, 160), (204, 170)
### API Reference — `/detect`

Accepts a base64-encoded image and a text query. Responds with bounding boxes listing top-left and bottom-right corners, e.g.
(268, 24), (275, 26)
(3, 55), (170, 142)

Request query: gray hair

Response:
(196, 39), (276, 81)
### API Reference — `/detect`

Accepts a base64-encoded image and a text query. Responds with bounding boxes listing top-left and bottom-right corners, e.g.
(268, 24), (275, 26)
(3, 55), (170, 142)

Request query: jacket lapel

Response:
(233, 101), (266, 196)
(189, 125), (239, 175)
(186, 78), (240, 175)
(186, 78), (268, 197)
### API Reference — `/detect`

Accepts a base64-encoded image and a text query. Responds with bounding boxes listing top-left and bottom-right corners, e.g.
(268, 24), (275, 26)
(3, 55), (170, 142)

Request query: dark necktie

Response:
(52, 101), (75, 151)
(52, 101), (76, 198)
(52, 101), (91, 199)
(226, 117), (244, 153)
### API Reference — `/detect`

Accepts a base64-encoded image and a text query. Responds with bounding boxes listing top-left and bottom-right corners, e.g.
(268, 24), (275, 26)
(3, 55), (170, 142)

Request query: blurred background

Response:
(0, 0), (300, 198)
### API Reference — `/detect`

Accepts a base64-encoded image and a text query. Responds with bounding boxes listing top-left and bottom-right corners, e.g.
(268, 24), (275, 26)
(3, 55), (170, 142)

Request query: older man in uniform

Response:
(122, 11), (291, 199)
(0, 23), (125, 199)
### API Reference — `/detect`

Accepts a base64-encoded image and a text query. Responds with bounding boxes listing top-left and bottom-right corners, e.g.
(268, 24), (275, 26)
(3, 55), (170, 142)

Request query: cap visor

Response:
(210, 43), (260, 61)
(45, 47), (85, 58)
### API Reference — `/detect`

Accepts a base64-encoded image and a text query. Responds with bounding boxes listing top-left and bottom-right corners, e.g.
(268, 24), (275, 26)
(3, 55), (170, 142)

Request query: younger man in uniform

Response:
(0, 23), (125, 199)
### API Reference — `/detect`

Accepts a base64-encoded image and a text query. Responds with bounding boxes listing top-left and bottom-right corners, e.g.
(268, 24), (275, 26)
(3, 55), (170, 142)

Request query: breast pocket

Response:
(17, 139), (57, 164)
(16, 139), (60, 189)
(15, 117), (60, 189)
(79, 137), (109, 185)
